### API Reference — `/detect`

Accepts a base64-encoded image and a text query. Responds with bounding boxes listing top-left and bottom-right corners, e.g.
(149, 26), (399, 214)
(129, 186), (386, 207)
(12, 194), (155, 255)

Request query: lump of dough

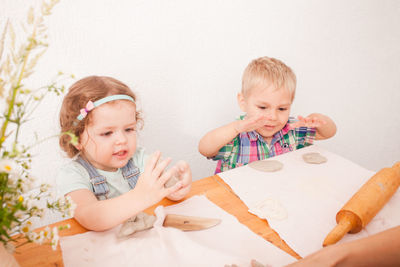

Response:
(117, 212), (156, 238)
(249, 198), (288, 221)
(164, 174), (180, 188)
(302, 152), (327, 164)
(248, 160), (283, 172)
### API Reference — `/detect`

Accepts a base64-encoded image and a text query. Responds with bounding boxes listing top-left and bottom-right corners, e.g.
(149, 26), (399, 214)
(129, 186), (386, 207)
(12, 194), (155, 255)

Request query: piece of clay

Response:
(117, 212), (156, 238)
(251, 259), (272, 267)
(164, 174), (180, 188)
(302, 152), (327, 164)
(248, 160), (283, 172)
(157, 157), (181, 188)
(249, 198), (288, 221)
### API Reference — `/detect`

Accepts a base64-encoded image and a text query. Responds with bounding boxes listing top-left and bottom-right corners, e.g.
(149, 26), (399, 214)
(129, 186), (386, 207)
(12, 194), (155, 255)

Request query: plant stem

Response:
(0, 25), (37, 148)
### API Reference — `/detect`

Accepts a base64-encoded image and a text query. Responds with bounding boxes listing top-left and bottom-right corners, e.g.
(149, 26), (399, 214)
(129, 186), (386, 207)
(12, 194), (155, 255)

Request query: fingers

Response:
(158, 165), (179, 187)
(153, 157), (172, 178)
(174, 160), (189, 174)
(144, 151), (161, 173)
(290, 115), (326, 129)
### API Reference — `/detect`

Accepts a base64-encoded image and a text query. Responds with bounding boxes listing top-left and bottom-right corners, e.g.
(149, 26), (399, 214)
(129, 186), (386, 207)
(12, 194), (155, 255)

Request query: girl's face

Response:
(77, 100), (137, 171)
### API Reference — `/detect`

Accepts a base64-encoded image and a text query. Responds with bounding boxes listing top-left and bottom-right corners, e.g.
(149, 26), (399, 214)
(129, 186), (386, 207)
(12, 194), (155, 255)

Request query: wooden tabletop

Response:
(13, 175), (300, 266)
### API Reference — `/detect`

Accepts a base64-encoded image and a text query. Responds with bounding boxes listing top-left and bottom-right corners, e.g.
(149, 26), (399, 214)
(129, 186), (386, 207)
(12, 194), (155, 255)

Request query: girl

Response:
(57, 76), (192, 231)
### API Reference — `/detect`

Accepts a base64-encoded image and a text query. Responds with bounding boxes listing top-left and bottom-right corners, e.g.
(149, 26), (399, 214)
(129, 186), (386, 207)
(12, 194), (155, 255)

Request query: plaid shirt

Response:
(212, 116), (316, 173)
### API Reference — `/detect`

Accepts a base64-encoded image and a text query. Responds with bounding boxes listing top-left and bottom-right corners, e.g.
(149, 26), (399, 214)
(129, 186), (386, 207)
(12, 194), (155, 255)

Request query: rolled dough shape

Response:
(117, 212), (156, 238)
(248, 160), (283, 172)
(302, 152), (327, 164)
(249, 198), (288, 221)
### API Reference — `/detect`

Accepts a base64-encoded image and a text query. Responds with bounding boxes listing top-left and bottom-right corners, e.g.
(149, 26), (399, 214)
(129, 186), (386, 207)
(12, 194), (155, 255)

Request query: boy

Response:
(198, 56), (337, 173)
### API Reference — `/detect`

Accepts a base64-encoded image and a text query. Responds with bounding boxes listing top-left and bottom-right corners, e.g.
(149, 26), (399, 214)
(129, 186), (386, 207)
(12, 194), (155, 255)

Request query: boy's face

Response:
(77, 100), (137, 171)
(238, 85), (292, 142)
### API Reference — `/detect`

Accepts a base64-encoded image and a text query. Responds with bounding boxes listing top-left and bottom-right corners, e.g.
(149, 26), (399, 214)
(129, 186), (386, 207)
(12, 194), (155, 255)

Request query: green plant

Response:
(0, 0), (75, 252)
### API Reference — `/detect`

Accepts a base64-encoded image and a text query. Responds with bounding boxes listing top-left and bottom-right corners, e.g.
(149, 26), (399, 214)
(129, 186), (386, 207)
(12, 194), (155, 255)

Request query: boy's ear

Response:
(237, 92), (246, 112)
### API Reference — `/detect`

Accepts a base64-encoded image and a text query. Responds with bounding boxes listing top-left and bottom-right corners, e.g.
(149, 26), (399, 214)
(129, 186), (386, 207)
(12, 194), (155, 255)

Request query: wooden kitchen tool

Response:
(323, 162), (400, 246)
(163, 214), (221, 231)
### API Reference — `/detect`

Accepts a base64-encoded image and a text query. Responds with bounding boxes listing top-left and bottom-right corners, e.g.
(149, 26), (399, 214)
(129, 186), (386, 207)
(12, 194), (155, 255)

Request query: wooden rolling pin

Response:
(323, 162), (400, 246)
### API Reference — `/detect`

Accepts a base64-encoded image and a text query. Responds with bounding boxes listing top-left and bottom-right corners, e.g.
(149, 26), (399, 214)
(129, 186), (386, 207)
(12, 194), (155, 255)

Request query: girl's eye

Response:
(257, 106), (266, 110)
(101, 131), (113, 136)
(279, 108), (288, 111)
(125, 127), (135, 132)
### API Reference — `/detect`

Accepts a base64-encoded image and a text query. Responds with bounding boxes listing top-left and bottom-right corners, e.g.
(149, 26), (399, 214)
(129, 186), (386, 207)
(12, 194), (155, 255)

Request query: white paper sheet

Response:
(60, 195), (296, 267)
(218, 145), (400, 257)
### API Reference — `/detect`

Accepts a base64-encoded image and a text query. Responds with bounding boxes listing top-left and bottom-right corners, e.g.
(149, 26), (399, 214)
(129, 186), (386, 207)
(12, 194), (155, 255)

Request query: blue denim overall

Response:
(75, 156), (140, 200)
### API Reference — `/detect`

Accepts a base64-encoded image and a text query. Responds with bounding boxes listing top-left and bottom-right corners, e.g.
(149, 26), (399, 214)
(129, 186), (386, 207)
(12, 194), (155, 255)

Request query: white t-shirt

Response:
(56, 147), (148, 198)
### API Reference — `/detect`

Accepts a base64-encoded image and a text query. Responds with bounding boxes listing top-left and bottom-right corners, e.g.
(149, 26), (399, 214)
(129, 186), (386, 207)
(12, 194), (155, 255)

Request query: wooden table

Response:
(13, 175), (300, 266)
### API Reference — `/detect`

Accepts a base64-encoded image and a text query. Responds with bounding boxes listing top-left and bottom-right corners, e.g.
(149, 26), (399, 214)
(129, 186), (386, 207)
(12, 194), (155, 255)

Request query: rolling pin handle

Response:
(323, 220), (352, 247)
(323, 211), (359, 247)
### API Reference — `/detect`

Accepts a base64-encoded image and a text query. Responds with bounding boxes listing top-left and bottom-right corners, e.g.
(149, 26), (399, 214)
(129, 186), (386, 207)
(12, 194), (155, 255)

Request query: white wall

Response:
(2, 0), (400, 225)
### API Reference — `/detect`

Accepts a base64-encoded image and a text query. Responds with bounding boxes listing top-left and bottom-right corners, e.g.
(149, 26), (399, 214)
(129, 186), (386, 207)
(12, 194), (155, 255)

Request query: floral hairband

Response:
(76, 94), (135, 121)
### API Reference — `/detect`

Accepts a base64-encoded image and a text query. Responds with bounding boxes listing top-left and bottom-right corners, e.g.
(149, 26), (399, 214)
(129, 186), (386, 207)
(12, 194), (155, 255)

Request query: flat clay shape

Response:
(302, 152), (327, 164)
(249, 198), (288, 221)
(248, 160), (283, 172)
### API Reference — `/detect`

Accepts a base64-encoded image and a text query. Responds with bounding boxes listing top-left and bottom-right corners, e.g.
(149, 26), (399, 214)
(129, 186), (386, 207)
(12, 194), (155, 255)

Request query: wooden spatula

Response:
(163, 214), (221, 231)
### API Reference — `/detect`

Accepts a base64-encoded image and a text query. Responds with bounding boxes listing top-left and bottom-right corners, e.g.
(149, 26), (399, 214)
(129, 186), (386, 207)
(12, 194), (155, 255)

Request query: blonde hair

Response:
(241, 56), (296, 101)
(59, 76), (142, 158)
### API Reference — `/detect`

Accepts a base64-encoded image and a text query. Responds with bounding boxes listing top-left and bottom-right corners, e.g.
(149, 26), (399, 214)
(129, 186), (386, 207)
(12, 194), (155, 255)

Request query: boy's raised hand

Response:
(167, 160), (192, 201)
(289, 115), (327, 130)
(234, 115), (270, 134)
(134, 151), (184, 208)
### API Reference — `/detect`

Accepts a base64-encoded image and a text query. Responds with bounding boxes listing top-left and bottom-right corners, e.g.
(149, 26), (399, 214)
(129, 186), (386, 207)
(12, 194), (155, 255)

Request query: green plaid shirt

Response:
(212, 116), (316, 173)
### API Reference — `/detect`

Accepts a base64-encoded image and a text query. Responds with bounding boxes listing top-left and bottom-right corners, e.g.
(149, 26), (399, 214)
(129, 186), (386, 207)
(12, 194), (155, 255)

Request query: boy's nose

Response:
(266, 109), (277, 120)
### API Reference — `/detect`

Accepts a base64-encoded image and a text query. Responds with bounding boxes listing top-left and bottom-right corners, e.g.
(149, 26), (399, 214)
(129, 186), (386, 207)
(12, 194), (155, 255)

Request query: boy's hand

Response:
(289, 115), (327, 129)
(134, 151), (184, 207)
(167, 160), (192, 201)
(234, 115), (270, 134)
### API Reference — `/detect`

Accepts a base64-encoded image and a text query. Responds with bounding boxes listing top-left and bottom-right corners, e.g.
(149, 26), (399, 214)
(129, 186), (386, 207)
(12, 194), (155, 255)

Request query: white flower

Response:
(13, 210), (26, 220)
(50, 227), (59, 250)
(32, 231), (45, 244)
(42, 226), (51, 239)
(20, 220), (33, 235)
(20, 174), (36, 192)
(40, 183), (51, 192)
(0, 159), (17, 173)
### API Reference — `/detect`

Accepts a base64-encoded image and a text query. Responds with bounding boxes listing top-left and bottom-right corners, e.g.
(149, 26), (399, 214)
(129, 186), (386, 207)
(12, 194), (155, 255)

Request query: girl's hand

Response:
(234, 115), (270, 134)
(134, 151), (184, 208)
(289, 115), (327, 130)
(167, 160), (192, 201)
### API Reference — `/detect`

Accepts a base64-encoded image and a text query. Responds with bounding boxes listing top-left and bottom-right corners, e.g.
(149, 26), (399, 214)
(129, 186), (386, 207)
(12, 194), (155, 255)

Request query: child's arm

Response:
(284, 226), (400, 267)
(67, 151), (184, 231)
(198, 115), (270, 157)
(290, 113), (336, 140)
